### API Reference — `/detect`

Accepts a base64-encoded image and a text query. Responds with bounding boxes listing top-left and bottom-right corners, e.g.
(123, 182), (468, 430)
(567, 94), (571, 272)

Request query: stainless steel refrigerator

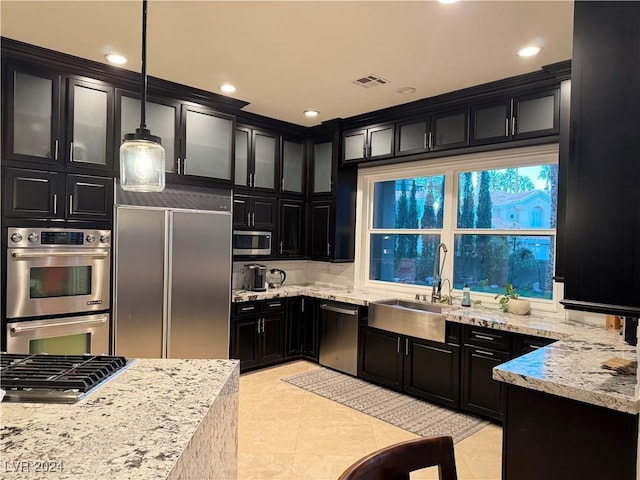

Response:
(113, 185), (232, 359)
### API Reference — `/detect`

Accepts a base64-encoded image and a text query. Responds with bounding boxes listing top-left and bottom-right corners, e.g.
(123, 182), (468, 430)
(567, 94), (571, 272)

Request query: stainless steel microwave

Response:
(233, 230), (271, 256)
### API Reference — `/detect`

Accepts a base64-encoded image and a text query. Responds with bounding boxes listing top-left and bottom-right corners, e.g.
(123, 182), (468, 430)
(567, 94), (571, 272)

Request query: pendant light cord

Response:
(140, 0), (148, 130)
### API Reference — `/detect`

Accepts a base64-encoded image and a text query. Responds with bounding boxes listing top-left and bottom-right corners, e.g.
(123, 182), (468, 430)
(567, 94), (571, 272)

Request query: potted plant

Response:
(495, 283), (530, 315)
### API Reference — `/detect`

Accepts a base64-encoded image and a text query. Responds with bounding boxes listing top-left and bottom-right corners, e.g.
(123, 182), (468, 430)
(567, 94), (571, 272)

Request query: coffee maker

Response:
(241, 264), (267, 292)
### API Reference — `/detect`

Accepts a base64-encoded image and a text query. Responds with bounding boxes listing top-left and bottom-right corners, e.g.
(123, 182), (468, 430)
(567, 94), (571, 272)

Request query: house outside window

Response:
(357, 145), (559, 304)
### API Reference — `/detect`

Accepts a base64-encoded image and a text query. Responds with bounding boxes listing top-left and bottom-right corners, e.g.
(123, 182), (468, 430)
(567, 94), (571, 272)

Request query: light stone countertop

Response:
(1, 358), (239, 480)
(234, 284), (638, 414)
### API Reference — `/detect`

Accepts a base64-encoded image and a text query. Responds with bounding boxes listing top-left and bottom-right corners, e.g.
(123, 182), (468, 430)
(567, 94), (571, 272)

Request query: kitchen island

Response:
(1, 358), (239, 480)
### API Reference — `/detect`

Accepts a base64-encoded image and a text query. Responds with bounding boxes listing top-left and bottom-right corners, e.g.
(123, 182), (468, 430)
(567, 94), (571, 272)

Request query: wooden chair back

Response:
(337, 435), (458, 480)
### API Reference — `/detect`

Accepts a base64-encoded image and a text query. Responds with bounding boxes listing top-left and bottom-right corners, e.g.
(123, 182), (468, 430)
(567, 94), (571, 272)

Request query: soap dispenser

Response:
(461, 283), (471, 307)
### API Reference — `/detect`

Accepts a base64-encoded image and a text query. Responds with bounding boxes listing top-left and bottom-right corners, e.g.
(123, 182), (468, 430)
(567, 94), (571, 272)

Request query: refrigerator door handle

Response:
(163, 211), (172, 358)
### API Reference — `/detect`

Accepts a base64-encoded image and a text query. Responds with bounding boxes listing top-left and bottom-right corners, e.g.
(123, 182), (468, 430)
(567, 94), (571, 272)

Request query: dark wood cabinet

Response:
(460, 325), (512, 421)
(343, 123), (394, 164)
(395, 109), (468, 156)
(470, 89), (559, 146)
(280, 138), (306, 195)
(309, 201), (332, 259)
(4, 64), (62, 165)
(278, 199), (304, 257)
(285, 297), (303, 356)
(65, 76), (114, 170)
(3, 166), (112, 221)
(231, 299), (285, 372)
(302, 297), (320, 360)
(561, 1), (640, 316)
(235, 126), (279, 192)
(233, 194), (276, 230)
(359, 326), (404, 390)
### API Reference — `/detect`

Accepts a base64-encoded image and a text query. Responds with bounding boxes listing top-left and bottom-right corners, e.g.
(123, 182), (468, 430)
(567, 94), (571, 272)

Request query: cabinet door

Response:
(5, 66), (61, 164)
(470, 100), (510, 145)
(359, 327), (404, 390)
(233, 195), (251, 228)
(66, 77), (113, 169)
(252, 130), (278, 190)
(182, 105), (233, 181)
(312, 142), (333, 194)
(234, 127), (251, 187)
(461, 345), (510, 421)
(286, 297), (303, 357)
(405, 338), (460, 409)
(3, 167), (62, 218)
(431, 110), (468, 151)
(66, 174), (113, 221)
(396, 118), (428, 156)
(281, 139), (305, 194)
(302, 298), (319, 360)
(343, 129), (367, 163)
(512, 89), (559, 140)
(278, 199), (304, 257)
(368, 124), (394, 160)
(309, 201), (332, 258)
(231, 317), (260, 371)
(117, 92), (178, 173)
(261, 314), (285, 364)
(252, 196), (276, 230)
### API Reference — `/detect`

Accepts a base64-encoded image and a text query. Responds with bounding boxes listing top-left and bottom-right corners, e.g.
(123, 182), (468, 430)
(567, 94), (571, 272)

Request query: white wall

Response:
(232, 260), (355, 290)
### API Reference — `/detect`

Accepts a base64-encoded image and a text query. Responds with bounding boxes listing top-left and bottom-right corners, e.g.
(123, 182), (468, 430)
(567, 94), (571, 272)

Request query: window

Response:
(359, 146), (558, 302)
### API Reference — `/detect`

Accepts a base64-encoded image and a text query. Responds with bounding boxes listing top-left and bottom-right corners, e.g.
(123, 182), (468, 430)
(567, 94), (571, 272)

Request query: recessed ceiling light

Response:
(439, 0), (459, 4)
(517, 45), (542, 57)
(220, 83), (236, 93)
(396, 87), (417, 95)
(304, 110), (319, 118)
(105, 53), (128, 65)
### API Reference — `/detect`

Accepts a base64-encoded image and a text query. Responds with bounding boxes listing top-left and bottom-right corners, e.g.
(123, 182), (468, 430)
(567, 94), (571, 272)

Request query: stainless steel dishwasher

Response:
(319, 301), (360, 376)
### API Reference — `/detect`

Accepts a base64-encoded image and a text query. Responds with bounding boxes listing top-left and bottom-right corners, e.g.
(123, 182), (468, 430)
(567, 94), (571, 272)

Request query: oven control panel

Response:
(7, 228), (111, 248)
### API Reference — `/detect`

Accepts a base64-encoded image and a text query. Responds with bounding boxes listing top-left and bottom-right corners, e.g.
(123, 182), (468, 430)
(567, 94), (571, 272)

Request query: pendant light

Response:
(120, 0), (165, 192)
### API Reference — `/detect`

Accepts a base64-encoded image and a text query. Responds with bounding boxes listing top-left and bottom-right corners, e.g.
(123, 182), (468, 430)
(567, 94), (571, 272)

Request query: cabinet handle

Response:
(69, 142), (74, 162)
(183, 157), (187, 174)
(250, 172), (254, 187)
(279, 241), (284, 255)
(423, 132), (427, 149)
(247, 213), (252, 226)
(53, 193), (57, 215)
(475, 349), (494, 357)
(505, 118), (509, 137)
(397, 337), (400, 354)
(301, 298), (305, 313)
(405, 338), (409, 355)
(257, 319), (261, 334)
(281, 178), (285, 191)
(511, 116), (516, 136)
(176, 158), (181, 175)
(240, 306), (255, 312)
(428, 131), (433, 150)
(474, 334), (496, 341)
(69, 195), (73, 215)
(54, 140), (59, 161)
(251, 212), (255, 227)
(327, 243), (331, 256)
(530, 345), (541, 350)
(261, 318), (265, 333)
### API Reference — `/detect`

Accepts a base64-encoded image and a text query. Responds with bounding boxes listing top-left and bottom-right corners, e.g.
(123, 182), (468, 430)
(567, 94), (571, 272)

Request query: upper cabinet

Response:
(235, 126), (279, 192)
(395, 109), (468, 156)
(5, 65), (61, 165)
(470, 89), (559, 146)
(280, 138), (306, 195)
(343, 123), (394, 164)
(115, 90), (180, 175)
(181, 104), (234, 182)
(5, 65), (114, 170)
(311, 141), (333, 195)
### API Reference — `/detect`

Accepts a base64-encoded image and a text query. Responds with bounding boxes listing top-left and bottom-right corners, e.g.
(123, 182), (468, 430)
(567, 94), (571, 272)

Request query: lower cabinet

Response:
(301, 297), (320, 360)
(231, 299), (285, 372)
(359, 325), (460, 408)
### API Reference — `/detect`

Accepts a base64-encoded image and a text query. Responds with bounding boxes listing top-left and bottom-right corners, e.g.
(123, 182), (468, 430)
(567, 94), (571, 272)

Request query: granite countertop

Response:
(1, 359), (239, 480)
(234, 284), (638, 414)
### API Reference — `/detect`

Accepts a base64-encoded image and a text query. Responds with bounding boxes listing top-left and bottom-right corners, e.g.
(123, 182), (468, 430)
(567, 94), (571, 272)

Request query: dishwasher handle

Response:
(320, 304), (359, 316)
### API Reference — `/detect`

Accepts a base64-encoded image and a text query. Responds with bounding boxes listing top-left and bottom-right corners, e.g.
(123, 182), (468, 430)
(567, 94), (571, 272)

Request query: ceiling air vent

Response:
(353, 74), (390, 88)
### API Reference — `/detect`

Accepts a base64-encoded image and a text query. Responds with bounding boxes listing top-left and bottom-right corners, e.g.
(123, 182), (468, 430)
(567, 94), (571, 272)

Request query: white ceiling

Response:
(0, 1), (574, 127)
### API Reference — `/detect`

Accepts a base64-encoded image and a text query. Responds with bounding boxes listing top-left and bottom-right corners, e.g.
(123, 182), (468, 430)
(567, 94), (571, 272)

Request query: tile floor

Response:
(238, 360), (503, 480)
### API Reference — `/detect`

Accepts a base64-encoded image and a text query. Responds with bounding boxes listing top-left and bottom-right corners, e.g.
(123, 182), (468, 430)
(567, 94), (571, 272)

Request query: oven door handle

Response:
(11, 250), (110, 259)
(10, 317), (108, 334)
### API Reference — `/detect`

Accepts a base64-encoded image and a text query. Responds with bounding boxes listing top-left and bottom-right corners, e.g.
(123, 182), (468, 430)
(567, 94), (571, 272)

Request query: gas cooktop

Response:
(0, 353), (133, 403)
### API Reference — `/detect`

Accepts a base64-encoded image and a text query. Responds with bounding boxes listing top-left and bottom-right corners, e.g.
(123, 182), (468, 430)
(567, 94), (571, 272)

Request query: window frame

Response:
(355, 144), (562, 312)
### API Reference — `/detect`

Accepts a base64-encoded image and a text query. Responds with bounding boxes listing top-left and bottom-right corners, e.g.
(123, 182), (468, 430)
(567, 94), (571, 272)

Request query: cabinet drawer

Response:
(445, 322), (461, 346)
(233, 301), (260, 316)
(463, 326), (511, 352)
(263, 299), (284, 313)
(513, 334), (555, 357)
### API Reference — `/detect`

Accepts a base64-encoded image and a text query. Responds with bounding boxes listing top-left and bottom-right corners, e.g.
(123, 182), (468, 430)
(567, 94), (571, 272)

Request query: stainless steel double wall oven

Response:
(5, 227), (111, 354)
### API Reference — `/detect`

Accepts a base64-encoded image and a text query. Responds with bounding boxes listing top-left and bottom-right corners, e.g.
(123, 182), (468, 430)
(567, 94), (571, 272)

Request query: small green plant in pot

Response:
(494, 283), (530, 315)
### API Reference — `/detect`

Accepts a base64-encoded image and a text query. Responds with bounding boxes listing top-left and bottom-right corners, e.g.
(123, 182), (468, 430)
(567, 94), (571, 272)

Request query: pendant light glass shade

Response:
(120, 0), (165, 192)
(120, 130), (165, 192)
